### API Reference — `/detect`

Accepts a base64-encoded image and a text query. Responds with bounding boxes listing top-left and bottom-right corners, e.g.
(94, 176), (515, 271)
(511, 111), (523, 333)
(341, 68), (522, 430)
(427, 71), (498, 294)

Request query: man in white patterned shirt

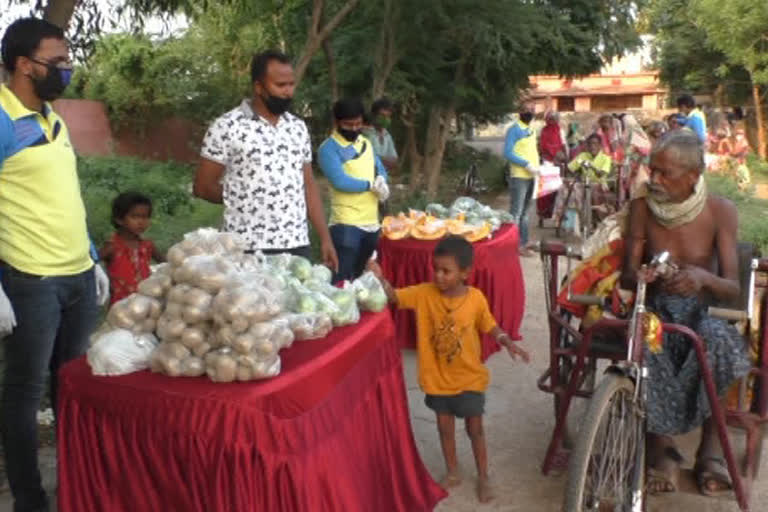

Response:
(194, 50), (338, 269)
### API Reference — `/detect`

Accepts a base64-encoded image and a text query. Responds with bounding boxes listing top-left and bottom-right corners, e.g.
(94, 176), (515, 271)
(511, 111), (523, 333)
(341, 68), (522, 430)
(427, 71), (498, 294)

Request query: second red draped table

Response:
(378, 224), (526, 360)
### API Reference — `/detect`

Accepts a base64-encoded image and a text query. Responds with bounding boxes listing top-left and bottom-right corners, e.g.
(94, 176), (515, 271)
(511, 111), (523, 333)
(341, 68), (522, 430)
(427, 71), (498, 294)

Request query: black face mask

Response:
(261, 93), (292, 115)
(338, 128), (360, 142)
(30, 62), (71, 102)
(520, 112), (534, 124)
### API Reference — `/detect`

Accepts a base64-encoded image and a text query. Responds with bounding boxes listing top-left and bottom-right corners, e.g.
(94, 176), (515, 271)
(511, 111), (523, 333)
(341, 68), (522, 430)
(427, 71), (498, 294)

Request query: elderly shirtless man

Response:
(621, 131), (750, 496)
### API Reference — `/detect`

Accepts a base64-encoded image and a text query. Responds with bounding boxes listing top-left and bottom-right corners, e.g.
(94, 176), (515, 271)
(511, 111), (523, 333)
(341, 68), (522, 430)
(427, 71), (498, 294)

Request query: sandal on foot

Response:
(694, 456), (733, 497)
(646, 447), (683, 495)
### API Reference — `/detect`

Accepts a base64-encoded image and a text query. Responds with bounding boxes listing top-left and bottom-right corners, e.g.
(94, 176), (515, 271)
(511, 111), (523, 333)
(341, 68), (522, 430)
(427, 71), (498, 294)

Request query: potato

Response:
(217, 326), (236, 346)
(212, 354), (237, 382)
(173, 266), (194, 284)
(245, 303), (271, 323)
(163, 302), (183, 319)
(272, 327), (294, 349)
(182, 356), (205, 377)
(107, 304), (134, 330)
(232, 334), (255, 354)
(193, 341), (212, 358)
(167, 246), (186, 267)
(161, 357), (182, 377)
(185, 288), (212, 309)
(204, 351), (219, 367)
(164, 342), (190, 360)
(231, 317), (250, 334)
(197, 271), (231, 294)
(236, 364), (253, 381)
(166, 318), (187, 338)
(137, 277), (165, 298)
(149, 349), (166, 373)
(254, 338), (276, 357)
(168, 284), (192, 304)
(141, 318), (157, 333)
(182, 306), (208, 325)
(181, 327), (205, 349)
(249, 322), (275, 340)
(149, 300), (163, 319)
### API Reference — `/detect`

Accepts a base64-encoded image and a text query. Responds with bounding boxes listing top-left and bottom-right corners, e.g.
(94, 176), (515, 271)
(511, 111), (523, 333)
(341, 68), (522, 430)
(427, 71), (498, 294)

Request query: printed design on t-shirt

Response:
(431, 313), (466, 363)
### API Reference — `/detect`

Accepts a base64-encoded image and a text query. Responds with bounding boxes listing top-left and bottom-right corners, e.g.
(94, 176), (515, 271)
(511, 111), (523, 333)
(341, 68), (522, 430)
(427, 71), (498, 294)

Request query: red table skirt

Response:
(57, 312), (446, 511)
(378, 224), (525, 360)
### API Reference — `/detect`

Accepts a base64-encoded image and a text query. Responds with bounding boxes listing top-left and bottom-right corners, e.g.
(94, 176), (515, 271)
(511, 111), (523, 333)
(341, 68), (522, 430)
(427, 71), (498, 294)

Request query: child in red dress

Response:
(100, 192), (165, 304)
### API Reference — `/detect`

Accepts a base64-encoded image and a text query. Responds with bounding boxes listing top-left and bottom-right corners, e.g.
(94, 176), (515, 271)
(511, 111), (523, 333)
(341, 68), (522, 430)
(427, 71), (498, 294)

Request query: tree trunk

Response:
(44, 0), (78, 29)
(323, 38), (338, 102)
(752, 81), (767, 159)
(294, 0), (360, 87)
(404, 119), (424, 193)
(423, 105), (454, 199)
(371, 0), (399, 99)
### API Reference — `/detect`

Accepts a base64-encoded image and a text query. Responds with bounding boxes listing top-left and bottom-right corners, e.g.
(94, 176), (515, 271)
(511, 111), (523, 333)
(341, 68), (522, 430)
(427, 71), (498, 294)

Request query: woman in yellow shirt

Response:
(369, 236), (529, 503)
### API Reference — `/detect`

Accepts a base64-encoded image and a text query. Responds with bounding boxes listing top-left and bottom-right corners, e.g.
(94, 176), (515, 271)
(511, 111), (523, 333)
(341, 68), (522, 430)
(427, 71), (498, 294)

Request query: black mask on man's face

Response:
(30, 62), (71, 102)
(338, 128), (360, 142)
(259, 87), (292, 115)
(520, 112), (534, 124)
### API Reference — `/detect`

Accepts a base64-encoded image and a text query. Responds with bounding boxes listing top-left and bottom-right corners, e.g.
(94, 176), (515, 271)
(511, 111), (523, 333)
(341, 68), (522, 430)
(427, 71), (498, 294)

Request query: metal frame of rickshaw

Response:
(536, 238), (768, 511)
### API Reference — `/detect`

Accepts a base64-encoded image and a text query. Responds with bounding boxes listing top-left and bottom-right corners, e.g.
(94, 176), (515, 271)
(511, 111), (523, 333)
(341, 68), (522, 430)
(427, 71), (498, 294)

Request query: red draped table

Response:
(57, 312), (446, 512)
(378, 224), (525, 360)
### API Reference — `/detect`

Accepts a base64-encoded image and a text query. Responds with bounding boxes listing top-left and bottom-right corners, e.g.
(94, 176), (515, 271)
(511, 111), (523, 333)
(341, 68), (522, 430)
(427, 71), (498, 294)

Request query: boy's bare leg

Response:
(466, 415), (494, 503)
(436, 413), (461, 488)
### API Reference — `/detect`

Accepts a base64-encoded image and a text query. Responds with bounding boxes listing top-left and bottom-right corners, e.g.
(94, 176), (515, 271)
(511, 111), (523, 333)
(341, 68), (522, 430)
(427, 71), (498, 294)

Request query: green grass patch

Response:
(706, 174), (768, 254)
(79, 155), (222, 253)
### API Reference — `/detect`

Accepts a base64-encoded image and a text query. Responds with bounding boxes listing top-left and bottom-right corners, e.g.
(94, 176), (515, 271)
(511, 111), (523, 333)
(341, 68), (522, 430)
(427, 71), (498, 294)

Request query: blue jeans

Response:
(508, 177), (535, 246)
(330, 225), (380, 283)
(1, 265), (98, 512)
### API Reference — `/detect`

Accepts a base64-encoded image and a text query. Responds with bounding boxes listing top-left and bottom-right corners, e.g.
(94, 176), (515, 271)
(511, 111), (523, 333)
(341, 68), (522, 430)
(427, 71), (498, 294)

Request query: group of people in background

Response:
(504, 93), (754, 255)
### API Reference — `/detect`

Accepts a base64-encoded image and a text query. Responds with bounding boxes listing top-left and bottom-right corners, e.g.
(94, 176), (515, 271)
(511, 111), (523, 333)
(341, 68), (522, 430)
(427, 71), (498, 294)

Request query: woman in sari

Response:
(619, 114), (652, 199)
(537, 111), (567, 222)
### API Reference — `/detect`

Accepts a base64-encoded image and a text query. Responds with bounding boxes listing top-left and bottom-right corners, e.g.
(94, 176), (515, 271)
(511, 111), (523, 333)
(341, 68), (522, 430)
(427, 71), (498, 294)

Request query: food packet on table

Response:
(166, 229), (245, 267)
(288, 255), (313, 282)
(149, 341), (207, 377)
(204, 347), (281, 382)
(351, 272), (389, 312)
(106, 293), (163, 334)
(172, 255), (237, 295)
(425, 203), (449, 218)
(275, 312), (333, 341)
(88, 329), (159, 376)
(451, 196), (479, 214)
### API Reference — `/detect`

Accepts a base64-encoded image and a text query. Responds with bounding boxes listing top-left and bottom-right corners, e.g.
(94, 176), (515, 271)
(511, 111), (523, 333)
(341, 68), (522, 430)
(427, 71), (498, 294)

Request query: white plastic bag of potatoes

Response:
(106, 294), (163, 333)
(166, 228), (245, 267)
(204, 347), (281, 382)
(149, 341), (207, 378)
(88, 329), (159, 376)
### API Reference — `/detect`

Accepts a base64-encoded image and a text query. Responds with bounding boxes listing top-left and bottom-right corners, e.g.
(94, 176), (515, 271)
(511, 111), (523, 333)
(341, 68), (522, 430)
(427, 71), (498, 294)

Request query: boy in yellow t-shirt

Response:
(369, 236), (529, 503)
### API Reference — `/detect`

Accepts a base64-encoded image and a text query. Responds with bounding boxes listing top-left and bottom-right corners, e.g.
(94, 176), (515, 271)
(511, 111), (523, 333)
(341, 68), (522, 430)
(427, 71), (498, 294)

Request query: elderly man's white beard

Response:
(645, 176), (707, 228)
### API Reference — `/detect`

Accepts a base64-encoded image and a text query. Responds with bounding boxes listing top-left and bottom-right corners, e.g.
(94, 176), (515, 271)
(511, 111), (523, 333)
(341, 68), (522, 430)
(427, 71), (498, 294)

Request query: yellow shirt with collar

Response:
(0, 85), (92, 276)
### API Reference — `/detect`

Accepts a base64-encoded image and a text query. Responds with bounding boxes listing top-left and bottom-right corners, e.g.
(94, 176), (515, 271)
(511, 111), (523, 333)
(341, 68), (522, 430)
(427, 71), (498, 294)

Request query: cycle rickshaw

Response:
(535, 238), (768, 511)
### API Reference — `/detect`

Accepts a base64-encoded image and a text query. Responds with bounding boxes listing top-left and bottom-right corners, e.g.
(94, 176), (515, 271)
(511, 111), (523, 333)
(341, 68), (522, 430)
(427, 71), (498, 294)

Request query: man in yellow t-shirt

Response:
(369, 236), (529, 503)
(504, 106), (540, 256)
(0, 18), (109, 511)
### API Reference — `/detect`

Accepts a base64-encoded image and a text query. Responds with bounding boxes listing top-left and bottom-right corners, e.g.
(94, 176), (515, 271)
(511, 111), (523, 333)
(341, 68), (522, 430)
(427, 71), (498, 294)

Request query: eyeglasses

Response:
(28, 57), (72, 70)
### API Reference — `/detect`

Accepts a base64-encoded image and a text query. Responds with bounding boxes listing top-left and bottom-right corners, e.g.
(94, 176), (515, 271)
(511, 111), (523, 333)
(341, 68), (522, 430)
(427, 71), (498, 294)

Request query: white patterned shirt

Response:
(200, 100), (312, 251)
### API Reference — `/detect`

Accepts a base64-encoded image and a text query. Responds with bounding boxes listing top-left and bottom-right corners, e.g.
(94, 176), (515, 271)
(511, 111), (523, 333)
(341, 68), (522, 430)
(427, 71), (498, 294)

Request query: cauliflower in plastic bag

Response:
(310, 264), (333, 284)
(351, 272), (389, 312)
(88, 329), (159, 376)
(451, 196), (479, 213)
(495, 209), (515, 223)
(288, 255), (313, 282)
(425, 203), (449, 218)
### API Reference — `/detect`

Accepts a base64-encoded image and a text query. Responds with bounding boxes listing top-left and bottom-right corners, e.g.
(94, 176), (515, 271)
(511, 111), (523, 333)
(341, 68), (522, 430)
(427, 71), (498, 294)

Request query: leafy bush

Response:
(78, 155), (222, 253)
(706, 174), (768, 254)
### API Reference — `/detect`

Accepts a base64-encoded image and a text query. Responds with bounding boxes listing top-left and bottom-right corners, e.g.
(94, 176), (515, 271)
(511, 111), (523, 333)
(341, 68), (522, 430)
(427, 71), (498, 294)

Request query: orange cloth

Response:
(396, 283), (497, 395)
(557, 238), (625, 317)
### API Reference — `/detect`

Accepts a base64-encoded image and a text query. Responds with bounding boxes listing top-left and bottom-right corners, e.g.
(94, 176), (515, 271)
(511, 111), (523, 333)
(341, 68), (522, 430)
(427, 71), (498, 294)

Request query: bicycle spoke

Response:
(581, 387), (642, 511)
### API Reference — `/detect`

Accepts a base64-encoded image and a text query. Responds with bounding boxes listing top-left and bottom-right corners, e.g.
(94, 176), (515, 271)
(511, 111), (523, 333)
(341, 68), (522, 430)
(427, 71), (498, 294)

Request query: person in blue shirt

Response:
(317, 98), (389, 282)
(677, 94), (707, 144)
(503, 106), (540, 256)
